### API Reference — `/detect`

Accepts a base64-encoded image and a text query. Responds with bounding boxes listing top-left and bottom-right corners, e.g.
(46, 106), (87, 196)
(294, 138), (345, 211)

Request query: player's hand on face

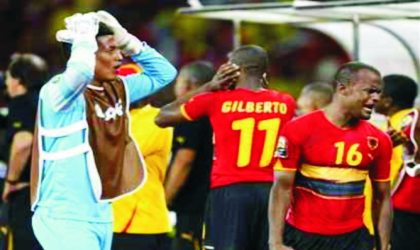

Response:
(207, 62), (240, 91)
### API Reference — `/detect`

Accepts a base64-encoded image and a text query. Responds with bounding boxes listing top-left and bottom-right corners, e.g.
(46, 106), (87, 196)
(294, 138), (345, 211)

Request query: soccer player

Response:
(375, 74), (420, 250)
(296, 82), (333, 115)
(165, 61), (214, 250)
(269, 62), (393, 250)
(30, 12), (176, 250)
(155, 45), (296, 250)
(1, 53), (47, 250)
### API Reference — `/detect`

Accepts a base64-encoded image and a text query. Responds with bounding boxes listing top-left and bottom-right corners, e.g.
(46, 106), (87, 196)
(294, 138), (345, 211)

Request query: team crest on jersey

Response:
(367, 136), (379, 150)
(275, 136), (288, 158)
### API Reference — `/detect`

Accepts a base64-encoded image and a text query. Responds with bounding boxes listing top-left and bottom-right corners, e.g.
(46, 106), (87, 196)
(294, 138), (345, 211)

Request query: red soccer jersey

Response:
(393, 175), (420, 213)
(181, 88), (296, 188)
(276, 110), (392, 235)
(393, 109), (420, 213)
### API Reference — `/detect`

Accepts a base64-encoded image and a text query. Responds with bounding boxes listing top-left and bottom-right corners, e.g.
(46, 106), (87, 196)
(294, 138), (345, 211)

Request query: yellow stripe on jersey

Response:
(180, 104), (194, 121)
(300, 164), (369, 183)
(371, 177), (391, 182)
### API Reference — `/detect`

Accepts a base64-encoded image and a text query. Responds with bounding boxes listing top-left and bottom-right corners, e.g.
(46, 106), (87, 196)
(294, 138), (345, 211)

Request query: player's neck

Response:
(235, 77), (264, 91)
(324, 104), (359, 128)
(90, 80), (104, 87)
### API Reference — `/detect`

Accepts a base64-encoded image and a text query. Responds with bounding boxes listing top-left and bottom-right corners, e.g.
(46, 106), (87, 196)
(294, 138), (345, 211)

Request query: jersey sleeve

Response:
(274, 120), (303, 171)
(173, 121), (202, 151)
(123, 42), (177, 104)
(9, 106), (36, 133)
(370, 131), (392, 182)
(42, 38), (98, 112)
(181, 92), (216, 121)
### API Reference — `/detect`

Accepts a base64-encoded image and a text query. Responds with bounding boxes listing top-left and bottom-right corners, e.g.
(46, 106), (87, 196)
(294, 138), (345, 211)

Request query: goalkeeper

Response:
(30, 11), (176, 250)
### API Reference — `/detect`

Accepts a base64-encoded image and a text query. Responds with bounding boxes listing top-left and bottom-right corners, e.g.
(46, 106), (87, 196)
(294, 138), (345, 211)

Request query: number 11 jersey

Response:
(181, 88), (296, 188)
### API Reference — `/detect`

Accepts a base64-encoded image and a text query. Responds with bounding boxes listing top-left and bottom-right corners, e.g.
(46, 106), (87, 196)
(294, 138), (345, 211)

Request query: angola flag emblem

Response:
(367, 136), (379, 150)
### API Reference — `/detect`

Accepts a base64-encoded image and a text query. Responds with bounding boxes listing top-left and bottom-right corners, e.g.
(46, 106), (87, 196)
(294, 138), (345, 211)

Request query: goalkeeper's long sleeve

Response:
(121, 41), (177, 104)
(46, 36), (98, 112)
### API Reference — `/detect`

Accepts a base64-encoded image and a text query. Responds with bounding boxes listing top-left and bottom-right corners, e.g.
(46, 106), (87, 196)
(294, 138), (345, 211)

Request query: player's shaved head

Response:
(333, 61), (381, 89)
(228, 45), (268, 77)
(175, 60), (215, 98)
(301, 82), (334, 98)
(180, 60), (215, 86)
(297, 82), (333, 115)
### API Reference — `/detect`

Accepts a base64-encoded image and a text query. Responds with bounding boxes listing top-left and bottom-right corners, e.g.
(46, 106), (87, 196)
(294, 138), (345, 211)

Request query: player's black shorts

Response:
(171, 212), (204, 250)
(112, 233), (171, 250)
(283, 223), (374, 250)
(203, 182), (271, 250)
(391, 208), (420, 250)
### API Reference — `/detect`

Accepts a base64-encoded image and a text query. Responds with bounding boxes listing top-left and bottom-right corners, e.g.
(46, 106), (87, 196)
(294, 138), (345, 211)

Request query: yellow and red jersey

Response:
(181, 88), (296, 188)
(393, 109), (420, 213)
(277, 110), (392, 235)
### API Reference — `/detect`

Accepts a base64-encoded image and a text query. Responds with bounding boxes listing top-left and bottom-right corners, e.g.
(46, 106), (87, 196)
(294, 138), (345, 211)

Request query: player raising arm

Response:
(156, 45), (296, 250)
(30, 11), (176, 250)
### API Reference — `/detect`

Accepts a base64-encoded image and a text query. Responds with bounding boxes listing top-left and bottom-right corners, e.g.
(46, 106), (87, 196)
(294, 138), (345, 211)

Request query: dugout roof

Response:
(178, 0), (420, 24)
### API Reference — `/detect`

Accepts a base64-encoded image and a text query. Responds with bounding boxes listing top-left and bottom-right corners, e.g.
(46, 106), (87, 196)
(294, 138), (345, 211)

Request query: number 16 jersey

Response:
(277, 110), (392, 235)
(181, 88), (296, 188)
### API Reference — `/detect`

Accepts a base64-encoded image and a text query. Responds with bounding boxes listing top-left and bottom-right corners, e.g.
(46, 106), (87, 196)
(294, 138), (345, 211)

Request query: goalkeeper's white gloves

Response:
(96, 10), (143, 56)
(56, 12), (99, 44)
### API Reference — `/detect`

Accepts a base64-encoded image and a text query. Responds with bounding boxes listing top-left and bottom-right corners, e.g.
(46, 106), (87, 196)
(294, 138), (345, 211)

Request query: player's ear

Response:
(262, 72), (268, 88)
(336, 81), (349, 96)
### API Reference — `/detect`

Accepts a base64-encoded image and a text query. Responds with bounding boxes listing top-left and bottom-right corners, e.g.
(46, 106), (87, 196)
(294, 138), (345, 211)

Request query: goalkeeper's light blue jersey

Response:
(32, 37), (177, 222)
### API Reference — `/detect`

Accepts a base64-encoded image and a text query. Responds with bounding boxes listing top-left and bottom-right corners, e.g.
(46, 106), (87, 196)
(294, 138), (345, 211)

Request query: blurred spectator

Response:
(111, 63), (174, 250)
(165, 61), (214, 250)
(1, 53), (47, 250)
(296, 82), (333, 115)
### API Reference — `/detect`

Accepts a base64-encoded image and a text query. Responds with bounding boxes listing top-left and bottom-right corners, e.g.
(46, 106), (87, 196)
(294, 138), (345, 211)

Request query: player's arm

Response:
(269, 170), (296, 250)
(165, 148), (196, 205)
(371, 180), (392, 250)
(96, 11), (177, 103)
(370, 133), (393, 250)
(155, 62), (240, 128)
(269, 133), (299, 250)
(165, 122), (201, 205)
(2, 131), (33, 202)
(47, 13), (99, 112)
(121, 44), (177, 103)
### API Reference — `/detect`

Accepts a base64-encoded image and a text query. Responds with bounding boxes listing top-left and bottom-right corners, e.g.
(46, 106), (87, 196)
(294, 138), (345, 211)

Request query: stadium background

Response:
(0, 0), (351, 107)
